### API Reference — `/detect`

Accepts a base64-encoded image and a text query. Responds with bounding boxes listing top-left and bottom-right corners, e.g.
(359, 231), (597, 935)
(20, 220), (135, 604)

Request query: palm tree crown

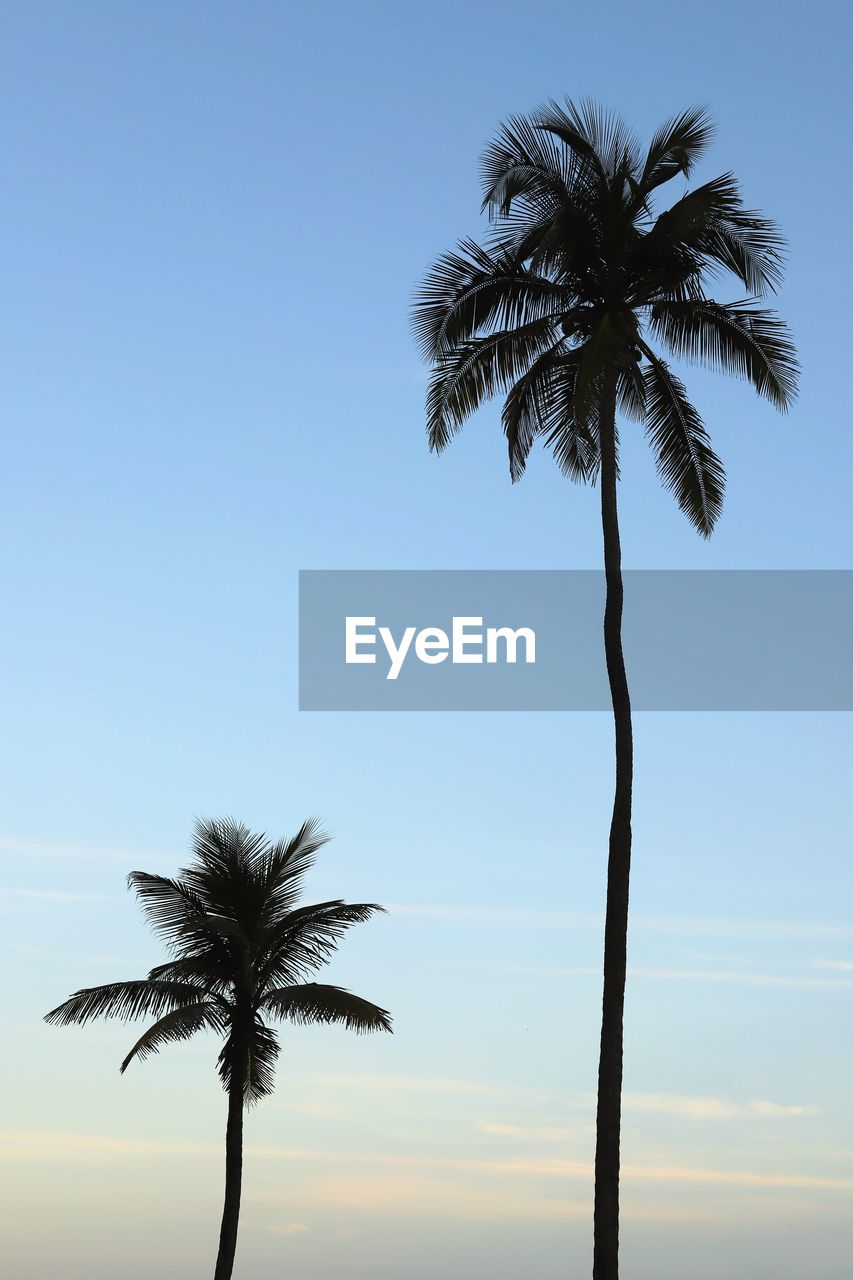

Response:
(45, 817), (392, 1102)
(413, 100), (798, 534)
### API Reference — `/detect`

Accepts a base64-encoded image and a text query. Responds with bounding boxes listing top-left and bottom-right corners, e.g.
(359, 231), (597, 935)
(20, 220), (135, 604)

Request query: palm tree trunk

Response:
(592, 371), (634, 1280)
(213, 1054), (245, 1280)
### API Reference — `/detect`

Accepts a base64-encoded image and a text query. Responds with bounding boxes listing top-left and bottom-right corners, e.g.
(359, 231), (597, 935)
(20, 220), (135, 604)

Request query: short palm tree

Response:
(45, 817), (392, 1280)
(413, 101), (798, 1279)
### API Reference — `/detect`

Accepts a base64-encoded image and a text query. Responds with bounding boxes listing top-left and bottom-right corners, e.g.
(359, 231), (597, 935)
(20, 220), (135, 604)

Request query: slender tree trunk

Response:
(213, 1052), (246, 1280)
(592, 371), (634, 1280)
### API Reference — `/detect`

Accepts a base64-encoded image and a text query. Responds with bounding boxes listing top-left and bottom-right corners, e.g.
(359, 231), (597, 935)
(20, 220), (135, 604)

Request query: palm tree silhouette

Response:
(45, 817), (392, 1280)
(413, 101), (798, 1279)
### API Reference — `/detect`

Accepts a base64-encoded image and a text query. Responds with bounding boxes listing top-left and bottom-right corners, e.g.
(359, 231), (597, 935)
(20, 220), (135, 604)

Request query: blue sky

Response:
(1, 2), (852, 1278)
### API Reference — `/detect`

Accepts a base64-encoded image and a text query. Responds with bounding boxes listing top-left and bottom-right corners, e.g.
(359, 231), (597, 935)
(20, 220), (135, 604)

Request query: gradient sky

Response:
(1, 3), (852, 1278)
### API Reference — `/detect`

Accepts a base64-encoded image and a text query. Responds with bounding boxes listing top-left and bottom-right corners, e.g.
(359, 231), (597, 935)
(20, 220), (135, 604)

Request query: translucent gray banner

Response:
(298, 571), (853, 711)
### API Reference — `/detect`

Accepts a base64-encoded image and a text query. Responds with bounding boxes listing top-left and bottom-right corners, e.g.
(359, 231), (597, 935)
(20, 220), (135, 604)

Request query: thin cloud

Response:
(313, 1072), (502, 1096)
(298, 354), (429, 385)
(623, 1093), (818, 1120)
(637, 917), (848, 940)
(266, 1223), (309, 1236)
(480, 1121), (582, 1141)
(749, 1100), (819, 1118)
(632, 967), (853, 989)
(478, 1097), (816, 1143)
(0, 1131), (220, 1161)
(9, 943), (126, 963)
(622, 1164), (853, 1191)
(6, 1131), (851, 1194)
(254, 1171), (594, 1222)
(499, 963), (853, 989)
(271, 1098), (349, 1120)
(0, 888), (118, 903)
(390, 903), (847, 940)
(0, 835), (170, 866)
(387, 903), (598, 927)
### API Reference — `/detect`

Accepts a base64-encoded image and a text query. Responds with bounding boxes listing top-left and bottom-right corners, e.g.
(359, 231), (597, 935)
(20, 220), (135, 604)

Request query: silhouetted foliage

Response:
(46, 817), (392, 1280)
(413, 100), (797, 533)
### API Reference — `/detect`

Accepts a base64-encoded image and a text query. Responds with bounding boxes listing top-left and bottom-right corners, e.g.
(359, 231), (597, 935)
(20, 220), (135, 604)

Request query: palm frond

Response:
(120, 1001), (225, 1073)
(545, 416), (600, 483)
(650, 299), (799, 409)
(537, 347), (602, 483)
(480, 111), (577, 217)
(147, 955), (234, 995)
(652, 173), (785, 294)
(188, 817), (269, 879)
(181, 819), (283, 940)
(256, 901), (387, 991)
(128, 872), (215, 953)
(254, 818), (331, 929)
(535, 98), (641, 183)
(501, 341), (572, 481)
(262, 983), (393, 1035)
(616, 359), (647, 422)
(129, 870), (241, 974)
(504, 320), (626, 485)
(426, 316), (563, 452)
(488, 195), (604, 290)
(217, 1020), (280, 1105)
(626, 234), (704, 307)
(244, 1022), (279, 1103)
(570, 314), (632, 428)
(181, 818), (269, 920)
(412, 239), (569, 360)
(702, 218), (785, 296)
(641, 349), (726, 536)
(44, 979), (207, 1027)
(640, 106), (714, 194)
(652, 172), (742, 240)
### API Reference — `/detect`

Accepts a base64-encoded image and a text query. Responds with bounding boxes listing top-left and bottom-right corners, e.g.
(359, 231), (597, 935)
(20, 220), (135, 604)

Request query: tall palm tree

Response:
(412, 101), (798, 1279)
(45, 817), (392, 1280)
